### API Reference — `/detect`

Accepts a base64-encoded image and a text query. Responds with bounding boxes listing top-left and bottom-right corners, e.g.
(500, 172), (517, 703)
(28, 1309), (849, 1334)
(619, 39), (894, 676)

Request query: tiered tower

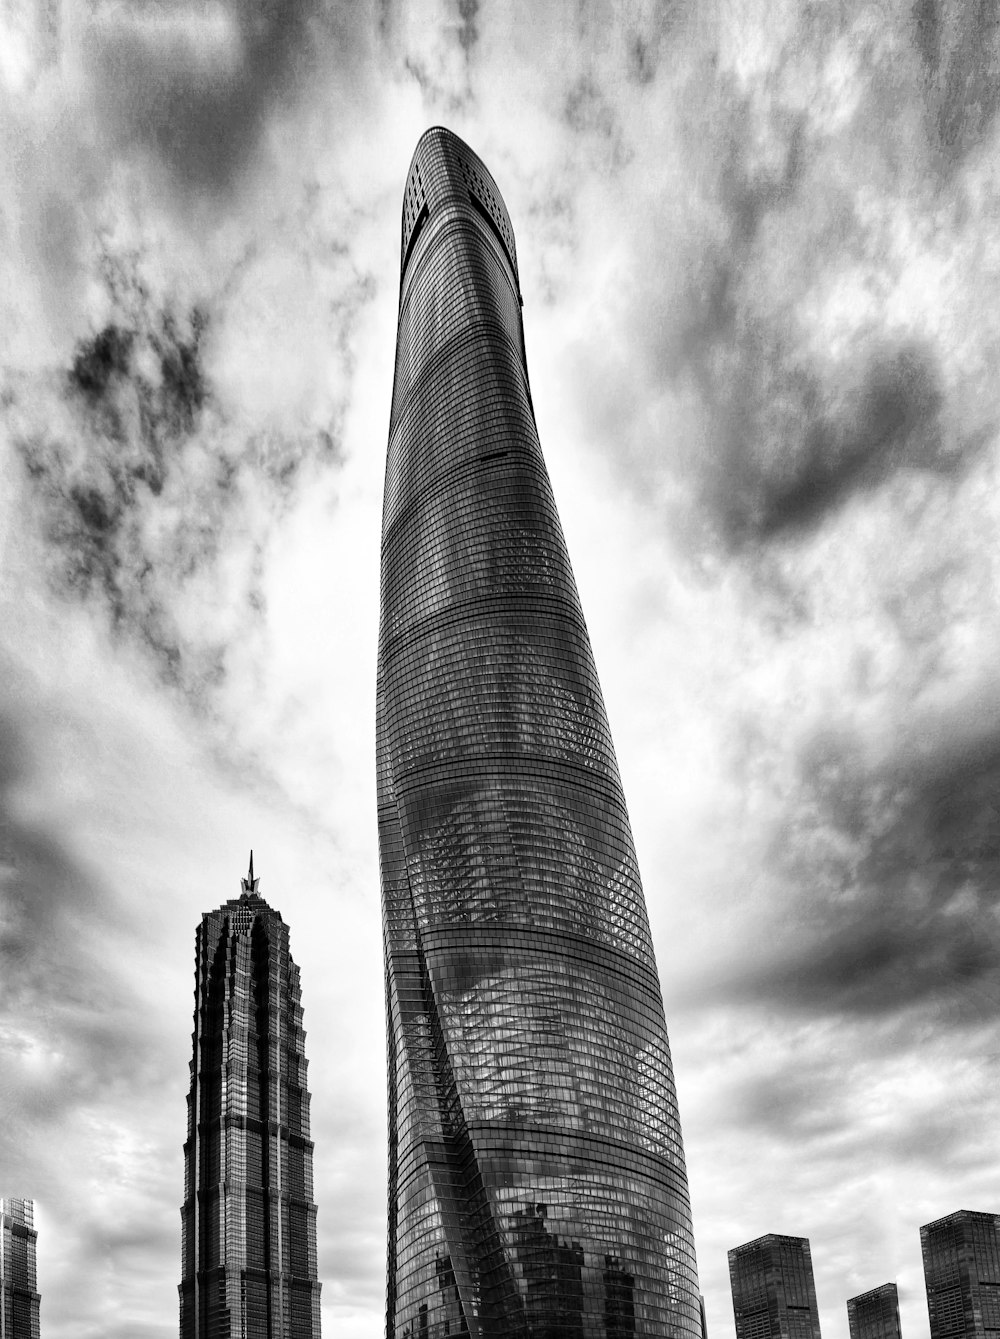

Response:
(179, 856), (321, 1338)
(377, 125), (701, 1339)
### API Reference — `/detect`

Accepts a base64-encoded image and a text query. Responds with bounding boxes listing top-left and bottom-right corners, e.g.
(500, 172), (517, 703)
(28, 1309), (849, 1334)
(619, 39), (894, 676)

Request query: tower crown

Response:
(399, 126), (519, 291)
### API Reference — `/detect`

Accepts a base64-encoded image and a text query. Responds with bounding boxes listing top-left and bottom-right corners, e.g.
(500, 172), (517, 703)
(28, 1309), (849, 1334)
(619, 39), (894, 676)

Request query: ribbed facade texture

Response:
(377, 125), (701, 1339)
(728, 1236), (822, 1339)
(921, 1211), (1000, 1339)
(847, 1284), (901, 1339)
(179, 863), (320, 1338)
(0, 1199), (39, 1339)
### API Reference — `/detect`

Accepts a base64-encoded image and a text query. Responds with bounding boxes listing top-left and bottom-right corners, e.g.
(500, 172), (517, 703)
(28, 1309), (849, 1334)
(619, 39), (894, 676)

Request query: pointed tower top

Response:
(240, 849), (260, 896)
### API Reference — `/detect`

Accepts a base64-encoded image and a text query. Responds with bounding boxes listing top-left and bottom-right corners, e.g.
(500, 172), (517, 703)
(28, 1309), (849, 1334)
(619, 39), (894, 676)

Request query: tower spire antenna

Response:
(240, 850), (259, 895)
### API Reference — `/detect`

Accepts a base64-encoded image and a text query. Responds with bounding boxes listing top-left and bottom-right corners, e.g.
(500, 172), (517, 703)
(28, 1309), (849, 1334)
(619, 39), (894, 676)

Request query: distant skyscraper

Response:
(0, 1198), (39, 1339)
(179, 856), (321, 1338)
(377, 125), (701, 1338)
(848, 1283), (902, 1339)
(921, 1210), (1000, 1339)
(729, 1235), (823, 1339)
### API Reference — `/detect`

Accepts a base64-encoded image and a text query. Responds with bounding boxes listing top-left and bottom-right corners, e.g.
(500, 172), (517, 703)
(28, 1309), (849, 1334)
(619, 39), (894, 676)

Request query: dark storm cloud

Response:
(723, 721), (1000, 1020)
(727, 1062), (845, 1140)
(914, 0), (1000, 161)
(86, 0), (327, 198)
(713, 341), (954, 543)
(7, 245), (343, 695)
(559, 74), (632, 171)
(456, 0), (479, 56)
(571, 7), (998, 557)
(0, 716), (99, 974)
(0, 710), (149, 1129)
(655, 86), (963, 545)
(18, 306), (212, 674)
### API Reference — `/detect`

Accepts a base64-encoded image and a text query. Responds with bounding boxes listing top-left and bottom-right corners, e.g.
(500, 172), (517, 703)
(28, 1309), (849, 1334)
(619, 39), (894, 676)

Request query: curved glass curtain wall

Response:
(378, 126), (701, 1339)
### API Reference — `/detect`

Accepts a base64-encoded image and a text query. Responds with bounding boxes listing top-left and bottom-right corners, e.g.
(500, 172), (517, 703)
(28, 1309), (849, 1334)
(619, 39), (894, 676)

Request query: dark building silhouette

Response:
(179, 856), (321, 1338)
(847, 1283), (901, 1339)
(511, 1203), (585, 1338)
(0, 1199), (39, 1339)
(604, 1257), (638, 1339)
(378, 125), (701, 1338)
(729, 1235), (822, 1339)
(921, 1211), (1000, 1339)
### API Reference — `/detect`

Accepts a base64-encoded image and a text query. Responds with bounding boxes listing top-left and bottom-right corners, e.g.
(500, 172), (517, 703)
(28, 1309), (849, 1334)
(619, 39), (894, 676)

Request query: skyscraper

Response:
(847, 1283), (902, 1339)
(179, 856), (321, 1338)
(377, 126), (701, 1338)
(920, 1210), (1000, 1339)
(728, 1235), (822, 1339)
(0, 1198), (39, 1339)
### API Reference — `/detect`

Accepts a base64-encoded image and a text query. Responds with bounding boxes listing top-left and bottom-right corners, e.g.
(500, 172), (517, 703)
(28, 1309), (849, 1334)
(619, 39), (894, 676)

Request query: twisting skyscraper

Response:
(179, 856), (321, 1338)
(377, 126), (701, 1339)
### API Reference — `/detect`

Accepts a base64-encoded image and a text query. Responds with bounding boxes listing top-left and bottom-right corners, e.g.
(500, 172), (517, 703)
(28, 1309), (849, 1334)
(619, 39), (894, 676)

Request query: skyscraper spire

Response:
(378, 125), (701, 1339)
(240, 849), (259, 895)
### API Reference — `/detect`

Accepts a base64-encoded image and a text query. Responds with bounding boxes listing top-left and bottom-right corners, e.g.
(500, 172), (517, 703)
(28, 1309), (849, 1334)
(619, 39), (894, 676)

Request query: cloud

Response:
(706, 340), (952, 543)
(4, 2), (1000, 1335)
(687, 706), (1000, 1023)
(3, 233), (354, 700)
(0, 707), (149, 1145)
(541, 0), (1000, 572)
(914, 0), (1000, 161)
(82, 0), (327, 199)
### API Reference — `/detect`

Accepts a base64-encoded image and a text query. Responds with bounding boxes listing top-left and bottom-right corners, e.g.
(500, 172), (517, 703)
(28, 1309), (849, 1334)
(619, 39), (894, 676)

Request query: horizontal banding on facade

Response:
(379, 128), (700, 1339)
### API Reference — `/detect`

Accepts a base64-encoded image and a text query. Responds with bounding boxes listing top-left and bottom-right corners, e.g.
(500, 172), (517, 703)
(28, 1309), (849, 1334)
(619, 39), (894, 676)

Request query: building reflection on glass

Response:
(378, 126), (702, 1338)
(604, 1256), (637, 1339)
(511, 1203), (584, 1338)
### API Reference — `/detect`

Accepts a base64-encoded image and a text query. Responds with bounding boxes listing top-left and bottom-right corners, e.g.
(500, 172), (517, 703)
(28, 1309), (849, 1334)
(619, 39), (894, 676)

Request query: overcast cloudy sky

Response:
(2, 0), (999, 1335)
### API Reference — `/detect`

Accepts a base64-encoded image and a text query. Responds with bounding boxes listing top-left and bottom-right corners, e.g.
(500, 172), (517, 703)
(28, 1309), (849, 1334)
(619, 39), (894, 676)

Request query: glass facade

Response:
(0, 1198), (40, 1339)
(728, 1235), (822, 1339)
(179, 860), (321, 1338)
(847, 1283), (902, 1339)
(378, 126), (701, 1339)
(920, 1211), (1000, 1339)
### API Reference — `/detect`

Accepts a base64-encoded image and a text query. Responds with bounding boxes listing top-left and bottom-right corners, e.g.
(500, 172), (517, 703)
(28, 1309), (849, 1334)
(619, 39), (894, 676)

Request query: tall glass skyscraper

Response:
(920, 1210), (1000, 1339)
(0, 1198), (39, 1339)
(378, 126), (701, 1339)
(728, 1235), (822, 1339)
(179, 857), (321, 1338)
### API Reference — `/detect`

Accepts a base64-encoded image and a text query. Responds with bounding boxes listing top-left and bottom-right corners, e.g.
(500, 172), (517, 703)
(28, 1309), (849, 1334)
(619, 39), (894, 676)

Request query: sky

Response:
(1, 0), (999, 1335)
